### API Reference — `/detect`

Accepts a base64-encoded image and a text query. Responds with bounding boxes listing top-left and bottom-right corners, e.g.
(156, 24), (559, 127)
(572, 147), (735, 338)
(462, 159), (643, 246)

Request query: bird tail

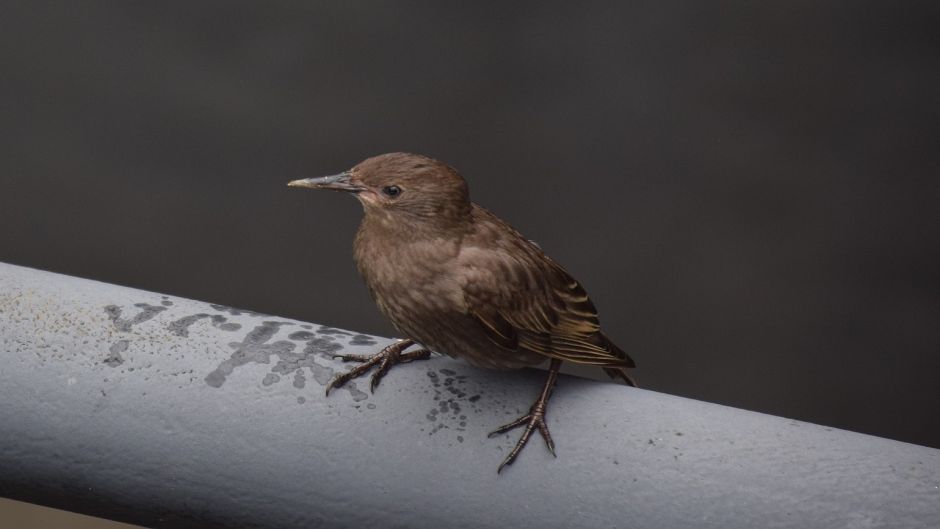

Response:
(601, 333), (638, 387)
(604, 367), (638, 387)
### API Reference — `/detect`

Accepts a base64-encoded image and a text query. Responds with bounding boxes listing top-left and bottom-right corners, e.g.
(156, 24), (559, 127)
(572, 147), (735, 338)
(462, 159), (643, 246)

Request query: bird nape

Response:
(288, 152), (636, 473)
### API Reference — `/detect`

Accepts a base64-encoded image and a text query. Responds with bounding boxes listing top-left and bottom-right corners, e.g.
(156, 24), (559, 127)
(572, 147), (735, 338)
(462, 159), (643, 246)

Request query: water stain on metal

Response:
(349, 334), (377, 346)
(423, 368), (485, 438)
(104, 303), (167, 332)
(103, 340), (128, 367)
(274, 332), (369, 401)
(293, 369), (306, 389)
(270, 334), (341, 378)
(204, 321), (368, 401)
(346, 385), (368, 402)
(169, 314), (212, 337)
(204, 321), (295, 388)
(308, 362), (334, 387)
(168, 314), (241, 337)
(317, 326), (352, 336)
(209, 304), (268, 317)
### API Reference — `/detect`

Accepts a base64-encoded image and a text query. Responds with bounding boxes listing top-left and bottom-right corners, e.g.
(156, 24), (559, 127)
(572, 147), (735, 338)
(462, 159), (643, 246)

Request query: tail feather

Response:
(600, 333), (636, 368)
(603, 367), (638, 387)
(600, 333), (637, 387)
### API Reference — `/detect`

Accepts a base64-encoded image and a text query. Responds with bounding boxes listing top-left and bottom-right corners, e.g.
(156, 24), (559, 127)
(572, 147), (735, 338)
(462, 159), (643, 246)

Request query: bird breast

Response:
(352, 220), (552, 370)
(354, 233), (467, 321)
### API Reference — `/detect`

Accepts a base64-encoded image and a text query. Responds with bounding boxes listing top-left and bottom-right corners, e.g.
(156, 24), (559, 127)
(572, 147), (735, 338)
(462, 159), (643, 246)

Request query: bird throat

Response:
(358, 203), (471, 242)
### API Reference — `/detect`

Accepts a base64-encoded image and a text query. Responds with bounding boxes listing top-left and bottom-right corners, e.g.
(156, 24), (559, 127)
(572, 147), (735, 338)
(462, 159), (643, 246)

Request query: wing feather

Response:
(460, 207), (635, 370)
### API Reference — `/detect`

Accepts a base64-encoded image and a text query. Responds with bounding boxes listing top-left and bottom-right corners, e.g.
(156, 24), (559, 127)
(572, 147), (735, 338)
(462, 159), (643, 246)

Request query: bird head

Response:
(289, 152), (471, 229)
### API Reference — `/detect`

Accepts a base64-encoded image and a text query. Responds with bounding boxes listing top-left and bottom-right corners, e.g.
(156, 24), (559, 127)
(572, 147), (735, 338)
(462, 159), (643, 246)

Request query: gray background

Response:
(1, 1), (938, 449)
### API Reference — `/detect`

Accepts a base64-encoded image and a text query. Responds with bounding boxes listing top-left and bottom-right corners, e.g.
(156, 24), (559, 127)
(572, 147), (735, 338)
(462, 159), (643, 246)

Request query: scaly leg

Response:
(488, 359), (562, 473)
(325, 338), (431, 395)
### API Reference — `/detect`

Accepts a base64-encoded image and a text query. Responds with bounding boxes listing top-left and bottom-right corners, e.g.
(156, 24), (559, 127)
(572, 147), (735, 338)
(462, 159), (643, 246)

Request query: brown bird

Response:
(289, 152), (635, 472)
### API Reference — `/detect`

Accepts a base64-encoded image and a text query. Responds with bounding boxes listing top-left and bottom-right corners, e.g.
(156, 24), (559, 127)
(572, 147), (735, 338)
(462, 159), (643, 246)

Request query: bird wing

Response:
(459, 221), (634, 368)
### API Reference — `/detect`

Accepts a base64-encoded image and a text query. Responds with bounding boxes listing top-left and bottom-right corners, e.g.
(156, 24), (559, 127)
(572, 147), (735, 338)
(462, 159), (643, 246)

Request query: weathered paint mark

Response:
(317, 326), (353, 336)
(204, 321), (295, 388)
(422, 368), (483, 438)
(104, 303), (167, 332)
(270, 335), (343, 377)
(168, 314), (241, 337)
(347, 383), (368, 402)
(293, 369), (306, 389)
(350, 334), (377, 346)
(209, 304), (268, 317)
(104, 340), (128, 367)
(204, 321), (367, 401)
(169, 314), (210, 337)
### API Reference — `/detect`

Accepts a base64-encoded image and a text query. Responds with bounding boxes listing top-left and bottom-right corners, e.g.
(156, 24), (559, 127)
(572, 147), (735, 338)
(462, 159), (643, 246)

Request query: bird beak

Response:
(288, 172), (363, 193)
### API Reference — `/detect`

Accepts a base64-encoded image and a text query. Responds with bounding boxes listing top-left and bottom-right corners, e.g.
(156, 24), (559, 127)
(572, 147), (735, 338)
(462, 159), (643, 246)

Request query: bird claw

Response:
(325, 356), (382, 396)
(332, 352), (374, 363)
(490, 407), (556, 473)
(324, 340), (430, 396)
(487, 359), (562, 473)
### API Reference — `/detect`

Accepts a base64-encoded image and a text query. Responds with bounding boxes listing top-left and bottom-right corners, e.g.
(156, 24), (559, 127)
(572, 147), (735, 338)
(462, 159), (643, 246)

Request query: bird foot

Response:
(488, 402), (556, 473)
(325, 339), (430, 396)
(487, 359), (562, 473)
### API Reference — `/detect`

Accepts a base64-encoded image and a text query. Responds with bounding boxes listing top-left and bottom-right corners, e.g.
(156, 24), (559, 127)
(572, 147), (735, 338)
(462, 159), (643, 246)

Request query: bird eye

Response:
(382, 185), (402, 198)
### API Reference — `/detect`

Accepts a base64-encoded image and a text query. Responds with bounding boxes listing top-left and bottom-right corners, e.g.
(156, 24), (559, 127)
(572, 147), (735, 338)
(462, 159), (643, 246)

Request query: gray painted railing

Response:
(0, 262), (937, 528)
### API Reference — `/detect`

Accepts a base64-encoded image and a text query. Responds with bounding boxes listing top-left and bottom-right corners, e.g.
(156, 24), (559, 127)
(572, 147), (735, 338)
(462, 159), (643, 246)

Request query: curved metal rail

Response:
(0, 262), (937, 528)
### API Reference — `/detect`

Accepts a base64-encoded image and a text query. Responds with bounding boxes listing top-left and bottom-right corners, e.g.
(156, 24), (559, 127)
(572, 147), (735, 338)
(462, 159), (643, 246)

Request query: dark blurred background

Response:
(1, 2), (938, 448)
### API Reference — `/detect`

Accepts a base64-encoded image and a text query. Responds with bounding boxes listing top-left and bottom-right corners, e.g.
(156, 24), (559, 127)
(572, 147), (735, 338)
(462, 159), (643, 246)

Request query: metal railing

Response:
(0, 262), (937, 528)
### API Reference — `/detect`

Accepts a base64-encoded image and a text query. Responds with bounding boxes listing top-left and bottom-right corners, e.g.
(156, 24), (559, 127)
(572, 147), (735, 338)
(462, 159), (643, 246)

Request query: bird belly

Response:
(357, 237), (544, 370)
(401, 311), (545, 370)
(374, 279), (544, 370)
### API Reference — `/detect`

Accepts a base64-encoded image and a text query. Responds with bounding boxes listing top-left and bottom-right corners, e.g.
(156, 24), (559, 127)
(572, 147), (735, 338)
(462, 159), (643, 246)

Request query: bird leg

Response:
(325, 338), (431, 395)
(488, 359), (562, 473)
